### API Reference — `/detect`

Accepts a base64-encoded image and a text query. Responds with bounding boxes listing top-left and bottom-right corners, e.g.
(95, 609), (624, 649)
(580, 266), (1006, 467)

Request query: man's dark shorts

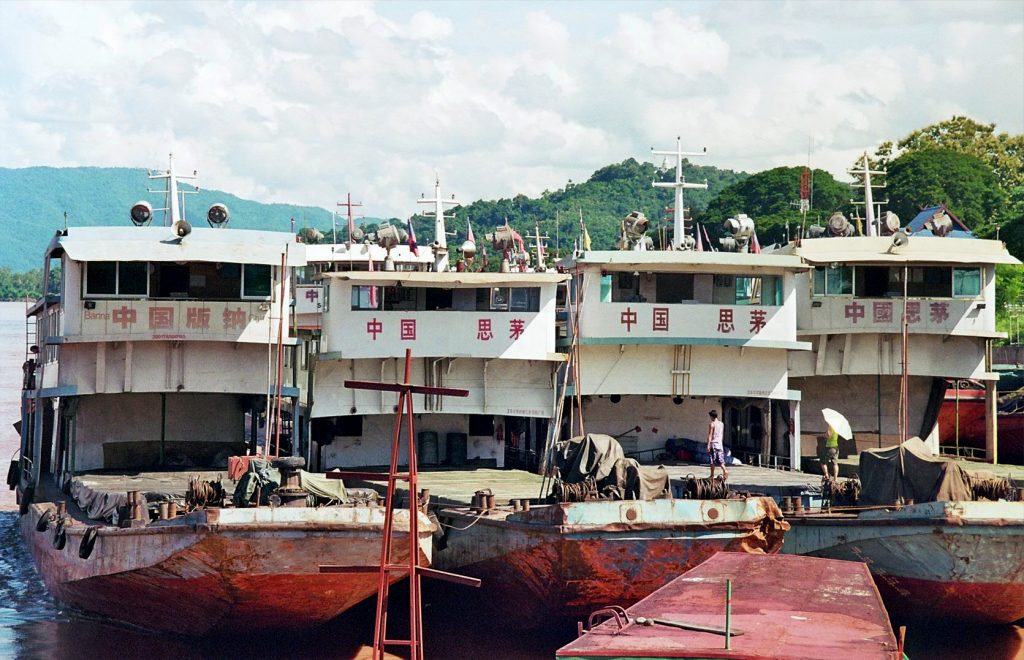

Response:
(710, 448), (726, 467)
(821, 446), (839, 471)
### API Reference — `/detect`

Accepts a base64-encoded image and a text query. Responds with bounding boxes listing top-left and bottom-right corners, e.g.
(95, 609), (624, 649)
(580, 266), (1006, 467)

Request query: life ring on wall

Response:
(79, 526), (99, 559)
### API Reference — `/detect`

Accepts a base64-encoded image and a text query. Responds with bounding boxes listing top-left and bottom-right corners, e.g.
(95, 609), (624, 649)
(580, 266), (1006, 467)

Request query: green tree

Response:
(886, 149), (1005, 231)
(702, 167), (852, 245)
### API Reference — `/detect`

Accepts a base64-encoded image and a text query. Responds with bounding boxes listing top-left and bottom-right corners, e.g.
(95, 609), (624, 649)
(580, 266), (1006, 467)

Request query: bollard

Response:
(159, 502), (170, 520)
(168, 501), (178, 518)
(522, 499), (530, 512)
(55, 501), (66, 517)
(512, 499), (523, 512)
(471, 493), (482, 513)
(485, 494), (496, 511)
(1017, 487), (1024, 502)
(794, 497), (804, 514)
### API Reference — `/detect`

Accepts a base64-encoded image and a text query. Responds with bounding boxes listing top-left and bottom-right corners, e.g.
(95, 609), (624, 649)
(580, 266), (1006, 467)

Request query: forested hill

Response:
(0, 167), (336, 272)
(439, 159), (748, 254)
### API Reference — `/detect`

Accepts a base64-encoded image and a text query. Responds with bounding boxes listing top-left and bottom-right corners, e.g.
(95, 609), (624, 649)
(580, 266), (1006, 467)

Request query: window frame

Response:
(812, 265), (854, 297)
(241, 264), (273, 300)
(952, 267), (983, 298)
(83, 261), (151, 298)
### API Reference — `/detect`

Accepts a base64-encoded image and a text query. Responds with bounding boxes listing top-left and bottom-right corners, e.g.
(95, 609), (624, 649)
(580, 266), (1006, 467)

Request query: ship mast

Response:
(651, 137), (707, 250)
(848, 152), (887, 236)
(418, 176), (460, 272)
(148, 153), (197, 226)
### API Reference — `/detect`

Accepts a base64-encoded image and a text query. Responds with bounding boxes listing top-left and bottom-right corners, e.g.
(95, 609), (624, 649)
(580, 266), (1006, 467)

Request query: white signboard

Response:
(324, 310), (554, 359)
(804, 298), (988, 335)
(76, 300), (278, 343)
(579, 302), (794, 344)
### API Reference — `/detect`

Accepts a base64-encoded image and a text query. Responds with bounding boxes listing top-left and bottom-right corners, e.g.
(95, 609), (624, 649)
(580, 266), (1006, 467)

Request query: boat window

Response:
(351, 285), (379, 310)
(84, 261), (117, 295)
(891, 266), (951, 297)
(242, 264), (272, 298)
(856, 267), (890, 297)
(733, 276), (782, 306)
(423, 287), (453, 310)
(812, 266), (853, 296)
(654, 273), (694, 303)
(476, 287), (539, 312)
(953, 267), (982, 297)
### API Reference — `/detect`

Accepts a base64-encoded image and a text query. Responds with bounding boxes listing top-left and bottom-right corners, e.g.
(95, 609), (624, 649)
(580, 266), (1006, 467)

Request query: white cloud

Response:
(0, 0), (1020, 225)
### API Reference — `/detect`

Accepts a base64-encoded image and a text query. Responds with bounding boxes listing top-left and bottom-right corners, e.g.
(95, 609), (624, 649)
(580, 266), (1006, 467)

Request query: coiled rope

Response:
(683, 474), (730, 500)
(550, 476), (597, 502)
(186, 475), (224, 510)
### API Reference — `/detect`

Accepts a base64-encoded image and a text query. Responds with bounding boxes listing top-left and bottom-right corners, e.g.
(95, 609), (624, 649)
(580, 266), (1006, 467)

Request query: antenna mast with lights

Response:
(848, 152), (888, 236)
(418, 176), (460, 272)
(148, 153), (198, 226)
(651, 138), (708, 250)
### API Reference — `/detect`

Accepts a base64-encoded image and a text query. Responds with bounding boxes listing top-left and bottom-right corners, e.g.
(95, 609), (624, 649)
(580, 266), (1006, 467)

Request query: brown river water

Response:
(0, 301), (1020, 658)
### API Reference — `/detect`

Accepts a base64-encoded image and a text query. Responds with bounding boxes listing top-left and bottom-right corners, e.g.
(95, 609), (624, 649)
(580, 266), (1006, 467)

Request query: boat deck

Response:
(556, 552), (901, 660)
(348, 462), (823, 507)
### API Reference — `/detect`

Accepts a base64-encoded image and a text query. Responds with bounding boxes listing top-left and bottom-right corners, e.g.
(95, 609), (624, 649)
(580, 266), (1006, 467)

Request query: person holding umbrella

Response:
(820, 408), (852, 480)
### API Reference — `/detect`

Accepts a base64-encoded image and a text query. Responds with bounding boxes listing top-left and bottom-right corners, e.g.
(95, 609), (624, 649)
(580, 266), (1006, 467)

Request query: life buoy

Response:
(79, 526), (99, 559)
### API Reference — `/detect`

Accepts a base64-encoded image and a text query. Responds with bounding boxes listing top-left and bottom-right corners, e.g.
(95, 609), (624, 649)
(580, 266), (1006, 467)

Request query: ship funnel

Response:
(130, 200), (153, 226)
(173, 219), (192, 238)
(207, 203), (230, 227)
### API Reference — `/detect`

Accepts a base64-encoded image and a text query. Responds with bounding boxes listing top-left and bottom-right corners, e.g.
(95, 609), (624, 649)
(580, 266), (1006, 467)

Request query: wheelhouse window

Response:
(84, 261), (149, 297)
(351, 285), (379, 310)
(654, 273), (695, 303)
(953, 267), (982, 297)
(477, 287), (540, 312)
(812, 266), (853, 296)
(735, 276), (782, 306)
(242, 264), (272, 298)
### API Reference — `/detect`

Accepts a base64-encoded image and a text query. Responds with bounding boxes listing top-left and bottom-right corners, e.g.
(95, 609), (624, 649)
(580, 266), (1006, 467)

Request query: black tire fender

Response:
(79, 526), (99, 559)
(19, 484), (34, 516)
(35, 507), (54, 532)
(52, 520), (67, 550)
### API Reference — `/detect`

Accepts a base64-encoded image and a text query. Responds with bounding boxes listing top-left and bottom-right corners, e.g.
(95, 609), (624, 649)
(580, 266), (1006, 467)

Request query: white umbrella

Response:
(821, 408), (852, 440)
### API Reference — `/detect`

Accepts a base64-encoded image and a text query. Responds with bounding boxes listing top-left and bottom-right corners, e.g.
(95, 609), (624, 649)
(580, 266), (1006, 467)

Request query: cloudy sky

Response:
(1, 1), (1021, 218)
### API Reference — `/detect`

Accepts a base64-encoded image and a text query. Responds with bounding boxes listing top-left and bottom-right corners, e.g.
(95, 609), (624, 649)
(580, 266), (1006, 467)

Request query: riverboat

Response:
(11, 157), (434, 635)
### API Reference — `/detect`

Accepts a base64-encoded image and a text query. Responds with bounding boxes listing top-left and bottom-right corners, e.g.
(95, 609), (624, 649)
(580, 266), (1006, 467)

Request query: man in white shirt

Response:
(706, 410), (728, 480)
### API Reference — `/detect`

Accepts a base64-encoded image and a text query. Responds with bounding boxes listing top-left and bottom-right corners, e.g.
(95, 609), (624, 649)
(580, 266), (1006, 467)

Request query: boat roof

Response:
(906, 204), (973, 238)
(321, 270), (568, 287)
(51, 226), (306, 267)
(774, 235), (1019, 265)
(557, 552), (900, 660)
(304, 242), (434, 265)
(562, 250), (808, 275)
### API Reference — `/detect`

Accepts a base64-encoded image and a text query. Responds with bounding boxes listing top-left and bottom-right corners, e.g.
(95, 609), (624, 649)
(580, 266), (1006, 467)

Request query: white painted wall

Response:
(58, 341), (282, 395)
(320, 412), (505, 468)
(791, 374), (936, 453)
(312, 357), (556, 419)
(578, 344), (789, 399)
(75, 392), (243, 470)
(580, 395), (719, 455)
(789, 334), (986, 380)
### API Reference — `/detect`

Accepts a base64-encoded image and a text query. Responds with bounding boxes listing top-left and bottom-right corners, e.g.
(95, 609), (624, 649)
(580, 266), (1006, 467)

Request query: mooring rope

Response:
(970, 475), (1014, 501)
(186, 475), (224, 510)
(683, 474), (730, 500)
(550, 476), (597, 502)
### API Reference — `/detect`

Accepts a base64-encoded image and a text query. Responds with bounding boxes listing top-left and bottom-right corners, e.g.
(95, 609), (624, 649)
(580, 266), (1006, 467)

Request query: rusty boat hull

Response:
(557, 553), (901, 660)
(434, 497), (788, 626)
(20, 502), (434, 636)
(784, 500), (1024, 625)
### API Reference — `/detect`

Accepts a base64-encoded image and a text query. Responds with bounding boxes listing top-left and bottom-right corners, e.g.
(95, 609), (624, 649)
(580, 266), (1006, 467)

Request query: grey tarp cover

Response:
(859, 437), (974, 505)
(556, 433), (670, 500)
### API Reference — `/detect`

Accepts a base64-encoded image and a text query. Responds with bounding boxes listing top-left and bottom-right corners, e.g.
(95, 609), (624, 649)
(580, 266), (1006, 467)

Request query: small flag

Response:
(695, 223), (704, 252)
(702, 224), (714, 252)
(580, 215), (592, 251)
(467, 220), (475, 244)
(751, 231), (761, 254)
(347, 211), (356, 244)
(406, 218), (419, 256)
(367, 249), (378, 308)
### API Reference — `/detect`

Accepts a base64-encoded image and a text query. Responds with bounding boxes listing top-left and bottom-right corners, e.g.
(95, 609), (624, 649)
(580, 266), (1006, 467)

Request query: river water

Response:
(0, 301), (1020, 658)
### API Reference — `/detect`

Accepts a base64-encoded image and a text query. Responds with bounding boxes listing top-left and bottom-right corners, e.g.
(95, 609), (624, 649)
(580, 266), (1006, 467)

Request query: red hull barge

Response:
(21, 501), (433, 636)
(557, 552), (901, 660)
(434, 497), (788, 626)
(938, 384), (1024, 463)
(784, 500), (1024, 625)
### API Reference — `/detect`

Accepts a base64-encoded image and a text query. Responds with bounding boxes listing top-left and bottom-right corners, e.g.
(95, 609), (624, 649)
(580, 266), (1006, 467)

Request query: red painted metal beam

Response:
(343, 379), (469, 397)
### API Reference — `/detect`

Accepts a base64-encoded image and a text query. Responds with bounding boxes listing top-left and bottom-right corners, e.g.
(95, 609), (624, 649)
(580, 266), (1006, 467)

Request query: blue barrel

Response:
(446, 432), (468, 467)
(418, 431), (438, 467)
